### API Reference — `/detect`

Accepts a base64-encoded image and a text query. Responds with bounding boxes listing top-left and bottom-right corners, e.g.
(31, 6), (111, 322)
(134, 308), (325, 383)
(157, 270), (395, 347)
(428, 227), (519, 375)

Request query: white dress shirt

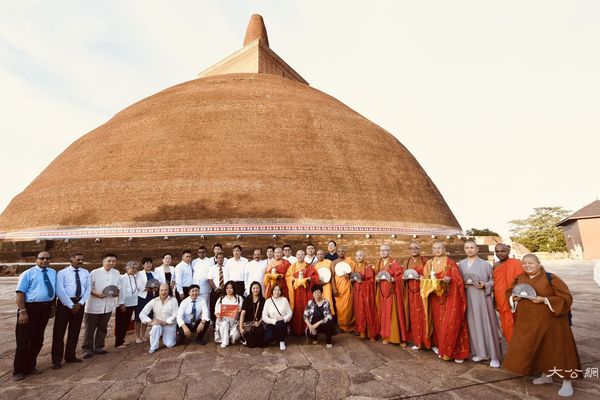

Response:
(177, 296), (210, 327)
(135, 270), (157, 299)
(118, 274), (139, 307)
(283, 255), (298, 264)
(244, 260), (267, 295)
(192, 257), (213, 295)
(174, 261), (194, 295)
(208, 263), (231, 289)
(154, 265), (175, 285)
(226, 257), (248, 282)
(85, 267), (121, 314)
(56, 265), (91, 308)
(140, 296), (178, 325)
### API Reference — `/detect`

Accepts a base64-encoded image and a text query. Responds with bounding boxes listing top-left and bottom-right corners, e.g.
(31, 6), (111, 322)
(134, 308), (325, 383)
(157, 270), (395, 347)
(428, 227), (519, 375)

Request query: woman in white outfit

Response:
(214, 281), (243, 348)
(139, 283), (179, 353)
(154, 253), (176, 296)
(262, 284), (293, 350)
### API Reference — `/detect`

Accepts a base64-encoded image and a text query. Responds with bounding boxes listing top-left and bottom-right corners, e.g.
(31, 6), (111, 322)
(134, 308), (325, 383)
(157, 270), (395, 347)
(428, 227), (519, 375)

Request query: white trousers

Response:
(214, 318), (240, 346)
(149, 324), (177, 350)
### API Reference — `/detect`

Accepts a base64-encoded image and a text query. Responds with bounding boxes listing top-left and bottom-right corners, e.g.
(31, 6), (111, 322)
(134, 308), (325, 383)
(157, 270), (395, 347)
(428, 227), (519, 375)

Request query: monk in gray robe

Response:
(458, 240), (501, 368)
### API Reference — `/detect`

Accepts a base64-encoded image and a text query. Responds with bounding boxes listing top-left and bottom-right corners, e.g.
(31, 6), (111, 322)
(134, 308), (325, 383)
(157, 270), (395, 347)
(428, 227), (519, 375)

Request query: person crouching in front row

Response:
(140, 283), (179, 353)
(176, 284), (210, 345)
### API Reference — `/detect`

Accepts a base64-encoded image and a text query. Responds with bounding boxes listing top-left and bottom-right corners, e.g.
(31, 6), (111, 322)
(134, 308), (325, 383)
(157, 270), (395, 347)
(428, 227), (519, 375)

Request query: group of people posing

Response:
(13, 240), (581, 397)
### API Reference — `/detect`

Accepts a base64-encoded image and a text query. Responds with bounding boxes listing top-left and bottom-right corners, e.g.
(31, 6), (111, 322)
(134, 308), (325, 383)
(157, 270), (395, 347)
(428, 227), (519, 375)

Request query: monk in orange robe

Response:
(503, 254), (580, 397)
(331, 246), (356, 332)
(493, 243), (524, 343)
(352, 250), (380, 340)
(422, 241), (469, 362)
(402, 242), (430, 350)
(375, 244), (409, 345)
(314, 250), (335, 316)
(286, 250), (319, 335)
(264, 247), (291, 300)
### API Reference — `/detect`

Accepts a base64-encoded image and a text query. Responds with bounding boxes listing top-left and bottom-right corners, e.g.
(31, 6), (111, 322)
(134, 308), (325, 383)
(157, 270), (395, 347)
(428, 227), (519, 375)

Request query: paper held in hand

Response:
(220, 304), (238, 319)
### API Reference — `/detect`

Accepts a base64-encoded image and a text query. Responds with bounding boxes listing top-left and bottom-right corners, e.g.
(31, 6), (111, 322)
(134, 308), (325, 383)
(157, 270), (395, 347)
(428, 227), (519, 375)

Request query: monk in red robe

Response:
(375, 244), (409, 345)
(493, 243), (524, 343)
(352, 250), (380, 340)
(422, 241), (469, 362)
(264, 247), (291, 300)
(504, 254), (581, 397)
(402, 242), (430, 350)
(286, 250), (319, 335)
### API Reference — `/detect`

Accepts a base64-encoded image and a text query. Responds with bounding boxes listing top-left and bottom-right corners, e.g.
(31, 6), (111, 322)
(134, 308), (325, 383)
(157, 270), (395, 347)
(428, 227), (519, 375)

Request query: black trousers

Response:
(14, 301), (52, 375)
(82, 311), (112, 354)
(264, 320), (288, 344)
(114, 305), (135, 347)
(177, 320), (210, 344)
(306, 320), (334, 344)
(209, 290), (223, 322)
(51, 300), (84, 364)
(233, 281), (245, 297)
(177, 287), (191, 304)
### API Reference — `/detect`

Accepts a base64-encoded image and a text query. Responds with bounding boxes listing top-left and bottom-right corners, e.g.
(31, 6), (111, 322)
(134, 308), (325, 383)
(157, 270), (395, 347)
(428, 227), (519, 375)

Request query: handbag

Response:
(243, 299), (261, 334)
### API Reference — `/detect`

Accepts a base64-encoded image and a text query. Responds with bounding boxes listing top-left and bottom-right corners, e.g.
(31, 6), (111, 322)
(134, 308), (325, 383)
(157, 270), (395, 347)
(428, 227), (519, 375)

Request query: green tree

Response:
(465, 228), (499, 236)
(509, 206), (570, 252)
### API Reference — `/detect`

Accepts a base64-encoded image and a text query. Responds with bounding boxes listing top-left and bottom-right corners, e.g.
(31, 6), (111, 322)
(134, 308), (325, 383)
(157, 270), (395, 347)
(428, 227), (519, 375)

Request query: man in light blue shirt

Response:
(13, 251), (57, 381)
(51, 253), (91, 368)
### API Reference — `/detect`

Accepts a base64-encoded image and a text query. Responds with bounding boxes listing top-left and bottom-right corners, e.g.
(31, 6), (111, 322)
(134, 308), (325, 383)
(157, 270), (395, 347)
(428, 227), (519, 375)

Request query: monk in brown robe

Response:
(375, 244), (408, 345)
(352, 250), (379, 340)
(422, 241), (469, 362)
(402, 242), (430, 350)
(503, 254), (581, 397)
(493, 243), (524, 343)
(286, 250), (319, 336)
(314, 250), (335, 316)
(264, 247), (291, 299)
(331, 246), (356, 332)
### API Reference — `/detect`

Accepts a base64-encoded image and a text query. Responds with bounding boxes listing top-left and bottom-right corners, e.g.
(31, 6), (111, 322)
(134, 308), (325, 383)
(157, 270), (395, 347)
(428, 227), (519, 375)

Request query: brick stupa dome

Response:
(0, 15), (460, 241)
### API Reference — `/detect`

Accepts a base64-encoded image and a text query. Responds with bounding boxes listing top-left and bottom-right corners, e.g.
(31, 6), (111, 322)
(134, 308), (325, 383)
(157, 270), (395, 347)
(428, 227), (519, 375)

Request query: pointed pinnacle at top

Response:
(243, 14), (269, 47)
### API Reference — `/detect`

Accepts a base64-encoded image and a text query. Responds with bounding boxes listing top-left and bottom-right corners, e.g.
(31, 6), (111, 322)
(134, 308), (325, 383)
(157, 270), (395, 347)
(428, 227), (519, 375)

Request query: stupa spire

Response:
(243, 14), (269, 47)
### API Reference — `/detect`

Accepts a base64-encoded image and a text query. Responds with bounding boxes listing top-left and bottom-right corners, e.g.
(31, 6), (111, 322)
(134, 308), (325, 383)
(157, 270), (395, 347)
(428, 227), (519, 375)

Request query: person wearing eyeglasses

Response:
(13, 251), (57, 381)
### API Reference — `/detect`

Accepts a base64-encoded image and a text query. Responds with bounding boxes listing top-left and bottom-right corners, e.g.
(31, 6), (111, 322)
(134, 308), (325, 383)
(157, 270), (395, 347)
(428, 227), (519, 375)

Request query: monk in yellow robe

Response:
(314, 249), (335, 315)
(331, 246), (356, 332)
(493, 243), (524, 343)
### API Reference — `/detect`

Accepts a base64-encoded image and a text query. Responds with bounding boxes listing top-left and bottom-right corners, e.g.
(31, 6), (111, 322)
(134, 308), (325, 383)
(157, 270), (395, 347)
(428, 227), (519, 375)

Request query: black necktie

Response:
(75, 268), (82, 297)
(191, 300), (197, 325)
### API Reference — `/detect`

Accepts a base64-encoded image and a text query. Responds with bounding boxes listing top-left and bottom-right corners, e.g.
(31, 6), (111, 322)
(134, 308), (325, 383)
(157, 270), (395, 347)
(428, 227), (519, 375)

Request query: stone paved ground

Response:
(0, 261), (598, 399)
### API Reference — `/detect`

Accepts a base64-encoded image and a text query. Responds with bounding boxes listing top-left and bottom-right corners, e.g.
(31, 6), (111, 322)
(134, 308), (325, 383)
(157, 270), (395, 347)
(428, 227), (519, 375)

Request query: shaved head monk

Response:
(331, 246), (356, 332)
(493, 243), (524, 343)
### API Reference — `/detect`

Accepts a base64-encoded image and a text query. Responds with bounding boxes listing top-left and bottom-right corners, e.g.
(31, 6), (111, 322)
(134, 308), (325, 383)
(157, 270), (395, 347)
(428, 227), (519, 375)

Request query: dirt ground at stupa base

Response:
(0, 261), (598, 400)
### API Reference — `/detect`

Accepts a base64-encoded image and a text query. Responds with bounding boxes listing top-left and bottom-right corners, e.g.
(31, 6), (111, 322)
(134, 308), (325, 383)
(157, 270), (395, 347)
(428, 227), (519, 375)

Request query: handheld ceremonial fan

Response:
(350, 272), (362, 282)
(318, 267), (332, 283)
(511, 283), (537, 299)
(403, 268), (420, 280)
(102, 285), (119, 297)
(462, 273), (478, 285)
(220, 304), (238, 319)
(376, 270), (391, 281)
(334, 261), (352, 277)
(146, 278), (161, 289)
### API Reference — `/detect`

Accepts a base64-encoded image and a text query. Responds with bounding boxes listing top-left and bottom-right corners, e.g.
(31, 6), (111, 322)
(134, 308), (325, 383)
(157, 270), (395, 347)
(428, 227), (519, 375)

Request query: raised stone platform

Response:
(0, 262), (598, 399)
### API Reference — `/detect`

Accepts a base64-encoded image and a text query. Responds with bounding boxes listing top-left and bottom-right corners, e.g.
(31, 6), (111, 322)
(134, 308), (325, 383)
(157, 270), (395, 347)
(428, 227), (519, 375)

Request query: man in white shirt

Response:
(192, 246), (212, 307)
(283, 244), (297, 264)
(83, 253), (121, 359)
(177, 285), (210, 345)
(208, 253), (230, 322)
(244, 249), (267, 296)
(226, 245), (248, 297)
(265, 246), (275, 266)
(304, 244), (318, 265)
(210, 243), (223, 265)
(175, 249), (194, 301)
(140, 283), (179, 353)
(52, 253), (91, 368)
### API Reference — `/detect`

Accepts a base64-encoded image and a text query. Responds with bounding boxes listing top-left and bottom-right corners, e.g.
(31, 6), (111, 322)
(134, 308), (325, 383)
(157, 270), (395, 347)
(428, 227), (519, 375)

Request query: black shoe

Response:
(28, 368), (42, 375)
(94, 350), (108, 355)
(65, 357), (83, 363)
(83, 353), (93, 359)
(52, 364), (61, 370)
(13, 373), (25, 381)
